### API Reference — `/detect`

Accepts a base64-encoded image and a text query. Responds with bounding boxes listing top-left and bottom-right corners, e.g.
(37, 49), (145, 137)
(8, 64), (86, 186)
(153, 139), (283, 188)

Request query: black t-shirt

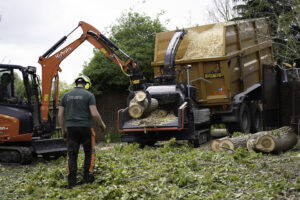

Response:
(59, 87), (96, 128)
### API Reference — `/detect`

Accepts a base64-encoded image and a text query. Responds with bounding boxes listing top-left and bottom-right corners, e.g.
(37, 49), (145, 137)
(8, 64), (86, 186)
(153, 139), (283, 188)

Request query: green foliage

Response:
(210, 123), (226, 130)
(105, 128), (121, 143)
(233, 0), (300, 63)
(13, 73), (26, 98)
(1, 143), (299, 199)
(270, 130), (281, 138)
(83, 11), (166, 94)
(58, 81), (73, 99)
(232, 131), (247, 137)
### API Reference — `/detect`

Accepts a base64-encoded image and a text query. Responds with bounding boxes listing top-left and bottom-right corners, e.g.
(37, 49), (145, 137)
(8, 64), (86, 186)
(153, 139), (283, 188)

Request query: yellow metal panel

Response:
(152, 18), (274, 107)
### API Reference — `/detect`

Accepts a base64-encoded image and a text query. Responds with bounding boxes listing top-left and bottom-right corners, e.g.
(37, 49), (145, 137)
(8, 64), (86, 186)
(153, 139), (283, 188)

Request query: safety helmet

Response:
(75, 75), (92, 90)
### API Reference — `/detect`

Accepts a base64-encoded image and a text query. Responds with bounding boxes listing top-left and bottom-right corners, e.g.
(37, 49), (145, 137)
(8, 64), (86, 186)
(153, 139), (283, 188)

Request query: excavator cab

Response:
(0, 64), (40, 135)
(0, 64), (66, 164)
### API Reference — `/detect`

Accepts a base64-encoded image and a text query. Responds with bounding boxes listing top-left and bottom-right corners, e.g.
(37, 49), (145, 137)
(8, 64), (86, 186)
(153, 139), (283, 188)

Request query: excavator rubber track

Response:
(0, 146), (33, 165)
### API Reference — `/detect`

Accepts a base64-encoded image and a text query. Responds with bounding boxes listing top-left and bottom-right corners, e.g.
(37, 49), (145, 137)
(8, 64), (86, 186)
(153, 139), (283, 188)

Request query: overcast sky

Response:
(0, 0), (213, 84)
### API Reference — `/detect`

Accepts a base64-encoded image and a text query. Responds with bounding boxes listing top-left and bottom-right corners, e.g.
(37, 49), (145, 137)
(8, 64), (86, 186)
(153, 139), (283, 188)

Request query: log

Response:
(251, 126), (297, 153)
(254, 135), (276, 152)
(128, 91), (159, 119)
(135, 91), (147, 102)
(211, 137), (229, 152)
(210, 129), (229, 138)
(145, 98), (159, 114)
(211, 140), (220, 152)
(214, 130), (270, 152)
(129, 96), (147, 119)
(215, 126), (298, 153)
(218, 139), (235, 153)
(246, 139), (256, 152)
(217, 135), (252, 152)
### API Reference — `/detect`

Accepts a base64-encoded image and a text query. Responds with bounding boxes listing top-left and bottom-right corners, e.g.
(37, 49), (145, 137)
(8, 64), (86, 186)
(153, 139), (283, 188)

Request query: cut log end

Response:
(156, 109), (168, 118)
(128, 104), (144, 119)
(219, 139), (234, 153)
(255, 135), (276, 152)
(135, 91), (147, 102)
(211, 140), (220, 152)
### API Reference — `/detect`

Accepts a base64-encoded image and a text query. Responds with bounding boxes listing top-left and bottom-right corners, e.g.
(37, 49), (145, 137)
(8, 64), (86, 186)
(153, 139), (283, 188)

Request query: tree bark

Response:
(219, 137), (246, 153)
(212, 126), (298, 153)
(212, 130), (275, 152)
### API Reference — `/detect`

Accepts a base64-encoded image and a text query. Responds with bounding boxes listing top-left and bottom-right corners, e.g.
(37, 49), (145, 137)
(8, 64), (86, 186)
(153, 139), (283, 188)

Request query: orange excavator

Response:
(0, 21), (144, 164)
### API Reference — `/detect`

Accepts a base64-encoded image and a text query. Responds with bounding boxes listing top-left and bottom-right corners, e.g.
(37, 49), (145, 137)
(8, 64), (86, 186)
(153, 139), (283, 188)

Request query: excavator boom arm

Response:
(38, 21), (143, 122)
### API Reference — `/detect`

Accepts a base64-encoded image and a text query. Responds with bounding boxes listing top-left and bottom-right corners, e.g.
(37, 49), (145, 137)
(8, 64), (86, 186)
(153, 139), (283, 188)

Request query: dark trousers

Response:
(67, 127), (93, 185)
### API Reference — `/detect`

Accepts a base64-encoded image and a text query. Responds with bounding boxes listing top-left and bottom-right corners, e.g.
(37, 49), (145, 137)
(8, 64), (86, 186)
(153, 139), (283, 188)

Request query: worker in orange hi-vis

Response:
(58, 75), (106, 189)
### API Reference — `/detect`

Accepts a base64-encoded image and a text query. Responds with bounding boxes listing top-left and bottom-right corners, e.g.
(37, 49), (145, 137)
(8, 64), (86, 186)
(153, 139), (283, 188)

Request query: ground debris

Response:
(131, 109), (177, 126)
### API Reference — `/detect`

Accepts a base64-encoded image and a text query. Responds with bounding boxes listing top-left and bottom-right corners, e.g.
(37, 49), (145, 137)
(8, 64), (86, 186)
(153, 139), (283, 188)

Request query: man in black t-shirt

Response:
(58, 75), (106, 189)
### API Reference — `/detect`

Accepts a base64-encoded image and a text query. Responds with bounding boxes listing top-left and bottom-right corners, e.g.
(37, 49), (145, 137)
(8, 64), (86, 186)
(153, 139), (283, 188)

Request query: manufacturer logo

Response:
(0, 126), (8, 134)
(204, 72), (222, 79)
(0, 127), (8, 130)
(55, 47), (72, 60)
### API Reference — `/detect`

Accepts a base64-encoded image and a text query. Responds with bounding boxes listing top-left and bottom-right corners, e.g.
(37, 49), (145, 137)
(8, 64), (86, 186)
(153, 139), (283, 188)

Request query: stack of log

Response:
(211, 126), (298, 153)
(128, 91), (158, 119)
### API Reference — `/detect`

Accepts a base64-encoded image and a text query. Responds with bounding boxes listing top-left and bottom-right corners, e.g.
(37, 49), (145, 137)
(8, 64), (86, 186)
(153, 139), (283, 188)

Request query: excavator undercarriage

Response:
(0, 145), (32, 164)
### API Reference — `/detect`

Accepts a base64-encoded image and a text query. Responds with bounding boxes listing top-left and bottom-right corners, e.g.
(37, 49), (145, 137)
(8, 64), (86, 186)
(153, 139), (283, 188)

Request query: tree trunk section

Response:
(213, 131), (271, 152)
(217, 135), (252, 152)
(252, 126), (297, 153)
(212, 126), (298, 153)
(211, 140), (220, 152)
(145, 98), (159, 114)
(135, 91), (147, 102)
(210, 129), (228, 138)
(129, 98), (147, 119)
(246, 139), (256, 152)
(128, 91), (158, 119)
(211, 137), (229, 152)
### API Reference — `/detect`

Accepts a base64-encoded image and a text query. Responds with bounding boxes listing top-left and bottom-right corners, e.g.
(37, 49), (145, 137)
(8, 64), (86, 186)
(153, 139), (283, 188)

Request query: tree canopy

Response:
(233, 0), (300, 63)
(83, 12), (166, 94)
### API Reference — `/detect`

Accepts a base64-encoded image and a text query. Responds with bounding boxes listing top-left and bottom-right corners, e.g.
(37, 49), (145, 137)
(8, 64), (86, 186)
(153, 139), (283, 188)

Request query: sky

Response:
(0, 0), (213, 84)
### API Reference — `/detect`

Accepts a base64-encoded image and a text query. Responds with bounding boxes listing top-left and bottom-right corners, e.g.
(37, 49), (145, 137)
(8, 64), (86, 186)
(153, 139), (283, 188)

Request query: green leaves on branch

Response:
(83, 12), (166, 94)
(233, 0), (300, 63)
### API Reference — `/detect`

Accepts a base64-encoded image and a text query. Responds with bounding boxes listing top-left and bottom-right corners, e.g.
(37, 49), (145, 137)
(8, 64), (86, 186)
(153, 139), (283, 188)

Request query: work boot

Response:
(67, 173), (77, 189)
(83, 171), (95, 184)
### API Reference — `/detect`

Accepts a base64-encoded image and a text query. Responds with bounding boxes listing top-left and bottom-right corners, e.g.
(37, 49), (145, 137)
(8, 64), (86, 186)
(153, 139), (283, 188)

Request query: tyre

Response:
(250, 103), (263, 133)
(227, 103), (251, 134)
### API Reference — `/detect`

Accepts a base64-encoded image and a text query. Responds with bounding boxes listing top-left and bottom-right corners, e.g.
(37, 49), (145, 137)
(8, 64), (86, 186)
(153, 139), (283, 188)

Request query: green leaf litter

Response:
(1, 141), (300, 199)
